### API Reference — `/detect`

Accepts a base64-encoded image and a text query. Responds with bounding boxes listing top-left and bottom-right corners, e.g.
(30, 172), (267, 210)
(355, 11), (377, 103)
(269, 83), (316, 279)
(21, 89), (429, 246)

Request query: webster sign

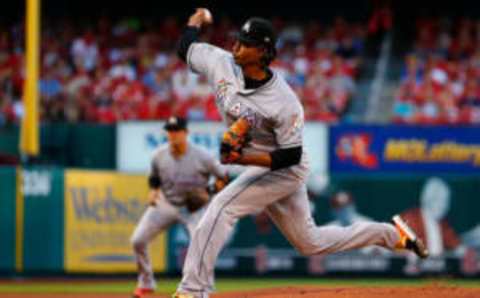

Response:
(64, 170), (166, 273)
(69, 186), (144, 224)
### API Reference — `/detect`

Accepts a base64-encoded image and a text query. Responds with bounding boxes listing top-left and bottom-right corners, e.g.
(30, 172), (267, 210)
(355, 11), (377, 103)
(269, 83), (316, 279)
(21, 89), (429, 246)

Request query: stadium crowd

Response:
(0, 16), (363, 124)
(393, 17), (480, 124)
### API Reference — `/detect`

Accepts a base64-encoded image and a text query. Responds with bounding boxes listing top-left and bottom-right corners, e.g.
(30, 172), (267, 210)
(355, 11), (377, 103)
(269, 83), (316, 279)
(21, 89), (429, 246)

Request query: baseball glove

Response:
(220, 118), (250, 164)
(208, 175), (230, 195)
(184, 187), (210, 212)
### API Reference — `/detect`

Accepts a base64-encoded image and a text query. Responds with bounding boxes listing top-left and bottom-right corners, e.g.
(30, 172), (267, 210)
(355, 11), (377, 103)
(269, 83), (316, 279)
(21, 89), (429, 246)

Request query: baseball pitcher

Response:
(130, 116), (228, 298)
(173, 9), (429, 298)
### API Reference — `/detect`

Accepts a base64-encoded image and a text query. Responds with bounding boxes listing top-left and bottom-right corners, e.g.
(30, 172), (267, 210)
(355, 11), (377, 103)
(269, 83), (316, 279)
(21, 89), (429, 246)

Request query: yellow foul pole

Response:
(20, 0), (40, 156)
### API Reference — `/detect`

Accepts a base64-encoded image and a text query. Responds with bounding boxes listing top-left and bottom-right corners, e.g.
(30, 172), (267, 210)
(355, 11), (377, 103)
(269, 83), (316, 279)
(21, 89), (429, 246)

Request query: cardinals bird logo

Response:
(336, 133), (378, 169)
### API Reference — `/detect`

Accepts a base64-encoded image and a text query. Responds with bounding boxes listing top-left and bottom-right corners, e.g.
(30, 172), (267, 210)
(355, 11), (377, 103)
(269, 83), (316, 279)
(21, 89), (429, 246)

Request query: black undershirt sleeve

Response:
(177, 26), (200, 62)
(269, 146), (302, 171)
(148, 175), (162, 189)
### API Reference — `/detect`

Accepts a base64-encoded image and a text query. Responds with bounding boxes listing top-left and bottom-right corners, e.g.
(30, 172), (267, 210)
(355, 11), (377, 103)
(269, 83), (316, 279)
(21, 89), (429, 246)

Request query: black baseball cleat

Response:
(392, 215), (429, 259)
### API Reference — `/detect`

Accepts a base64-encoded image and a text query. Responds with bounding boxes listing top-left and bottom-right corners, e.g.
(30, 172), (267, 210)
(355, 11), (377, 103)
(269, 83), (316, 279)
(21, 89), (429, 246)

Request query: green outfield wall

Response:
(0, 167), (16, 273)
(21, 167), (64, 272)
(0, 124), (115, 169)
(1, 166), (480, 276)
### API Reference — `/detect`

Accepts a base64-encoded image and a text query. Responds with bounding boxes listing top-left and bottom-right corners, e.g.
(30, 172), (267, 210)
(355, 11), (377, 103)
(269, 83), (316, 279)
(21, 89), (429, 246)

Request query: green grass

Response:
(0, 278), (479, 294)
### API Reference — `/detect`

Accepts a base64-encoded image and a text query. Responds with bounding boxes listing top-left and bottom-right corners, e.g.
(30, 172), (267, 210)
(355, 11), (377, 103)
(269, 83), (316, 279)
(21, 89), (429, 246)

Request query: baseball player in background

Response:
(173, 9), (429, 298)
(130, 116), (228, 298)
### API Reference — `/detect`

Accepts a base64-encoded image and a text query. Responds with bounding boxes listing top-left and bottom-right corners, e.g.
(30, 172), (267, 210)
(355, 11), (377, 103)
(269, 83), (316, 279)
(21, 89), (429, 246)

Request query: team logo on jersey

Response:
(216, 79), (233, 105)
(242, 21), (251, 33)
(286, 113), (303, 137)
(229, 103), (242, 117)
(244, 111), (257, 127)
(227, 102), (258, 127)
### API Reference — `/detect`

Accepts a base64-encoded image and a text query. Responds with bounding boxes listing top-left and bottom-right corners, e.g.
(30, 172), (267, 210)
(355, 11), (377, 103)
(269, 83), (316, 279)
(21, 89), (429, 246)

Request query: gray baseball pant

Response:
(177, 166), (400, 297)
(131, 199), (203, 290)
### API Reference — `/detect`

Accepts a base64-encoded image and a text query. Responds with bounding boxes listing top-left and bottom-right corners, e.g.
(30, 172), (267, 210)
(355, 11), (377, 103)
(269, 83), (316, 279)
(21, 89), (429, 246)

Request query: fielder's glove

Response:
(220, 118), (250, 164)
(184, 187), (210, 213)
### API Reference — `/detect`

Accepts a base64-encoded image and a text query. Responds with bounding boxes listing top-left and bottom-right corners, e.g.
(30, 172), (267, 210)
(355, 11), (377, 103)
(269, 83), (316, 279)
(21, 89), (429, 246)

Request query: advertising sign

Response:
(64, 170), (166, 272)
(117, 121), (328, 177)
(330, 125), (480, 173)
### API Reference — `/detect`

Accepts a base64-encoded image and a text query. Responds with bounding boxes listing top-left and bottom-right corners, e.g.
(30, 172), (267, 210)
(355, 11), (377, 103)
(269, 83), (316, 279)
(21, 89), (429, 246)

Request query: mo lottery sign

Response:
(330, 125), (480, 173)
(64, 170), (166, 272)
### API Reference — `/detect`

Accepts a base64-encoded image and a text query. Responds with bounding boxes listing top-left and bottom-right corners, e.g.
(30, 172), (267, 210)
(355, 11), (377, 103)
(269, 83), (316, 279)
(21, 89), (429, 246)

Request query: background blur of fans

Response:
(0, 14), (364, 124)
(2, 1), (479, 125)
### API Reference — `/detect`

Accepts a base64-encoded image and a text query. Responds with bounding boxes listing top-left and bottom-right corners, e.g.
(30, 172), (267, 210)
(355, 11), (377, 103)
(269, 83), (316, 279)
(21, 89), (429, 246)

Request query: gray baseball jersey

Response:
(187, 42), (309, 180)
(150, 142), (226, 206)
(177, 42), (400, 298)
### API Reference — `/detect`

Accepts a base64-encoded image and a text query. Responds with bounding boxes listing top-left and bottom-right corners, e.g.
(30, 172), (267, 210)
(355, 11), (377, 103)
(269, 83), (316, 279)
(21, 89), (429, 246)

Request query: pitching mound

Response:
(212, 285), (480, 297)
(2, 285), (480, 298)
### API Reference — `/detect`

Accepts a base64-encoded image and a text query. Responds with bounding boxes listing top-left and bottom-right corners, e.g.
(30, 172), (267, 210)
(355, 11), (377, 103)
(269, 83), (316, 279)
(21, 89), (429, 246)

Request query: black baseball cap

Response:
(237, 17), (276, 49)
(164, 116), (187, 131)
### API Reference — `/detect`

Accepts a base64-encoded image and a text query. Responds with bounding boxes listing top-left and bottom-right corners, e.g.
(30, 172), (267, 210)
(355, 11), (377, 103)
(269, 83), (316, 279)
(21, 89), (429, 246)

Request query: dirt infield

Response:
(2, 285), (480, 298)
(213, 285), (480, 298)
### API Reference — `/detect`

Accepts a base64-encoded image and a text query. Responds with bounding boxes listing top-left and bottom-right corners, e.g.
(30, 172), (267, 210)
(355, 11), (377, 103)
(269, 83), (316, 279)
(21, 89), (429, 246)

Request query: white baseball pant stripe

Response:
(178, 166), (400, 297)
